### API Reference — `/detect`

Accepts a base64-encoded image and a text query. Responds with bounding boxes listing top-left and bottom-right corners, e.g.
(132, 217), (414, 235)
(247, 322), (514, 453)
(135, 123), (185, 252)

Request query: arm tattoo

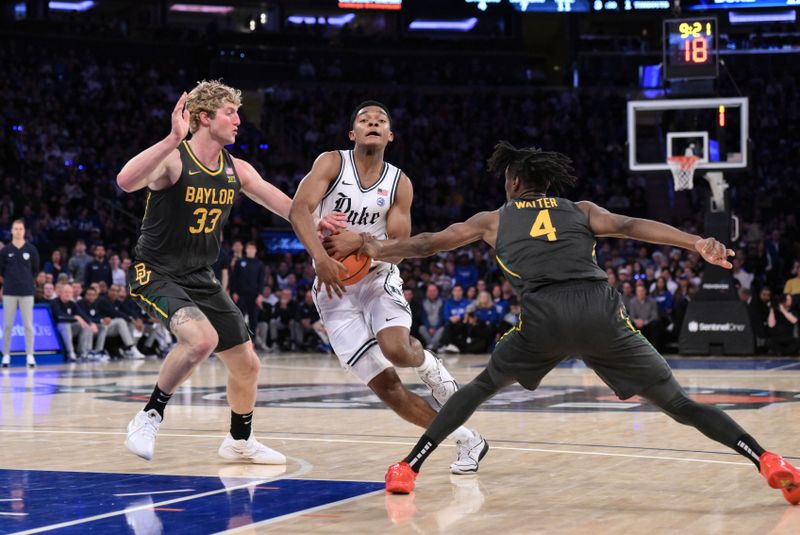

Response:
(170, 306), (206, 332)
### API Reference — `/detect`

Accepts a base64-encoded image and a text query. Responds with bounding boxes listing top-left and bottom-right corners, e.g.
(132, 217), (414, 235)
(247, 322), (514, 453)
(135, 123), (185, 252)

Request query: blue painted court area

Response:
(0, 469), (383, 534)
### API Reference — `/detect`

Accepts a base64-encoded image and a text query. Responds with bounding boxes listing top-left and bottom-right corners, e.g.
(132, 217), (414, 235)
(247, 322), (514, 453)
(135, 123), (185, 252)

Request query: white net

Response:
(667, 155), (700, 191)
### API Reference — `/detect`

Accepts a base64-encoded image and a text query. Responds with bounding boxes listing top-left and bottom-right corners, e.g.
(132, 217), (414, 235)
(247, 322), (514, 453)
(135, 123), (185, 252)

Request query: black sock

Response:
(735, 434), (766, 470)
(143, 384), (172, 419)
(403, 434), (438, 473)
(230, 410), (253, 440)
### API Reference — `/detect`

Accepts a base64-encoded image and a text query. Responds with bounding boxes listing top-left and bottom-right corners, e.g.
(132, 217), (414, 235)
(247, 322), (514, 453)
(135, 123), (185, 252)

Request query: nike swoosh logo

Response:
(386, 317), (399, 322)
(188, 170), (201, 175)
(342, 181), (353, 185)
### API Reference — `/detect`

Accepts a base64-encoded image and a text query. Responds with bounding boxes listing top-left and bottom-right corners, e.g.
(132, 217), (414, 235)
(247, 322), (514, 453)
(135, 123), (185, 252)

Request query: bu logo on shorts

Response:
(134, 263), (151, 286)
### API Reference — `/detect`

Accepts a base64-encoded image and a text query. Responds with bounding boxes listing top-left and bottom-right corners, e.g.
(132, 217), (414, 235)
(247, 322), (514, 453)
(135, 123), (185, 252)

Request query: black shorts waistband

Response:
(531, 279), (609, 295)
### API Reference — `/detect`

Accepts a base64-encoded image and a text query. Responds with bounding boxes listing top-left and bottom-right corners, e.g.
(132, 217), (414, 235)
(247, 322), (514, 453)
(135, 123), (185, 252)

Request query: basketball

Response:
(339, 253), (372, 286)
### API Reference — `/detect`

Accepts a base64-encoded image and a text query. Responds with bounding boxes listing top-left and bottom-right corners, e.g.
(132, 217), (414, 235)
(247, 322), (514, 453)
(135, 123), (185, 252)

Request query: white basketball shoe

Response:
(417, 350), (458, 407)
(125, 409), (162, 461)
(450, 431), (489, 475)
(218, 433), (287, 465)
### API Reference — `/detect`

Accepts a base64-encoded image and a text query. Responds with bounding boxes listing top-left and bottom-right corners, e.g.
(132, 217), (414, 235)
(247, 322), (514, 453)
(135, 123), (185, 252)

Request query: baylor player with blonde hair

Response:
(117, 80), (343, 463)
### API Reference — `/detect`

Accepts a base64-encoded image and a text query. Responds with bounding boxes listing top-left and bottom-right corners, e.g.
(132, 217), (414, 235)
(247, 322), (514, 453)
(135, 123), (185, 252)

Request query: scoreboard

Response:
(663, 17), (719, 80)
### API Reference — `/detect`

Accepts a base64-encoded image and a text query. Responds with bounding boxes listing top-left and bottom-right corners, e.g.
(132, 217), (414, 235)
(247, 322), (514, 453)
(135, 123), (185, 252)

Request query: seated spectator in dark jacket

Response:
(749, 286), (772, 354)
(81, 286), (146, 359)
(447, 310), (494, 354)
(84, 244), (112, 287)
(628, 283), (664, 351)
(767, 294), (799, 356)
(51, 284), (95, 361)
(255, 286), (279, 350)
(418, 284), (445, 351)
(269, 288), (298, 351)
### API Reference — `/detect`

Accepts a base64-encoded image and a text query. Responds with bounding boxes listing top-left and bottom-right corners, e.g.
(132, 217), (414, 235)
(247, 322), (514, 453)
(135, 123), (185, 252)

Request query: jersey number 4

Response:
(529, 209), (557, 241)
(189, 208), (222, 234)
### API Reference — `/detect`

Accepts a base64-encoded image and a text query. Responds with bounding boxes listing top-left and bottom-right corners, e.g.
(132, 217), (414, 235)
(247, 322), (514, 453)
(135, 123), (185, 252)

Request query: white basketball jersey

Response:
(317, 150), (402, 268)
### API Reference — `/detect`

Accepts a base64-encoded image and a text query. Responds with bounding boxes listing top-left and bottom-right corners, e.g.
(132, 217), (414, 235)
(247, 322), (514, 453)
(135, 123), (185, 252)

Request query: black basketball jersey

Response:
(494, 196), (607, 294)
(133, 141), (241, 276)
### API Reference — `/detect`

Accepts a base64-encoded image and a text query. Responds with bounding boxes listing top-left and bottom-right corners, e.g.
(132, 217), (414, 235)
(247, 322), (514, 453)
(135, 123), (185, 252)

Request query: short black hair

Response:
(487, 140), (576, 194)
(350, 100), (392, 129)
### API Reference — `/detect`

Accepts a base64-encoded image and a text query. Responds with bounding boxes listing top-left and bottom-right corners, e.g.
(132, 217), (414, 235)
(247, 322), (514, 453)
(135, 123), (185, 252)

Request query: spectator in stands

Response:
(628, 283), (663, 351)
(749, 286), (772, 354)
(68, 240), (91, 283)
(767, 294), (799, 356)
(453, 253), (479, 290)
(255, 285), (279, 350)
(404, 287), (423, 342)
(269, 288), (298, 351)
(449, 309), (494, 354)
(51, 283), (95, 361)
(620, 280), (634, 311)
(0, 219), (39, 368)
(418, 283), (445, 351)
(38, 282), (56, 303)
(85, 243), (112, 287)
(43, 248), (65, 281)
(109, 253), (126, 287)
(231, 241), (265, 338)
(473, 290), (500, 340)
(441, 284), (471, 353)
(296, 290), (331, 352)
(83, 286), (146, 360)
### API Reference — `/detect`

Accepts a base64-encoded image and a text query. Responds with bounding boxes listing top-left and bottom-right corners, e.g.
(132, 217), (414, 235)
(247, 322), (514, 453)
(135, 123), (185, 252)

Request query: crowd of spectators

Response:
(0, 34), (798, 358)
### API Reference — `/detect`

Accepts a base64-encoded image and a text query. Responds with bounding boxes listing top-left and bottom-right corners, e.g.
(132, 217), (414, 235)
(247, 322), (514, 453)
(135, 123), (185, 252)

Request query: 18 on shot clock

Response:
(663, 17), (719, 80)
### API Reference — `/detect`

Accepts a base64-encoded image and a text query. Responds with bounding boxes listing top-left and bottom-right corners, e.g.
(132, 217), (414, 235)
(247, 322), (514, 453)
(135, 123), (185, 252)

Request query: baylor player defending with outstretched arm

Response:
(346, 140), (800, 503)
(117, 80), (343, 463)
(289, 102), (486, 475)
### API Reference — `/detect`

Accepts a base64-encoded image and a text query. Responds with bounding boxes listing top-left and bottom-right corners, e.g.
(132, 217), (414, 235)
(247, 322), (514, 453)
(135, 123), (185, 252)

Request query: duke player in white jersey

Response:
(289, 102), (487, 473)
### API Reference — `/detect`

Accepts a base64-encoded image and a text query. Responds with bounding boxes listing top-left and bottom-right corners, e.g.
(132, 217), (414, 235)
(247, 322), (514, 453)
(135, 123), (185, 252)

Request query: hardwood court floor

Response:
(2, 353), (800, 534)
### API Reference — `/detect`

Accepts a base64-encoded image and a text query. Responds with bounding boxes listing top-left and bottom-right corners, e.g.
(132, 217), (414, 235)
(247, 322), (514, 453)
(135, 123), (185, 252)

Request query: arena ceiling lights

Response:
(48, 0), (95, 10)
(408, 18), (478, 31)
(169, 3), (235, 14)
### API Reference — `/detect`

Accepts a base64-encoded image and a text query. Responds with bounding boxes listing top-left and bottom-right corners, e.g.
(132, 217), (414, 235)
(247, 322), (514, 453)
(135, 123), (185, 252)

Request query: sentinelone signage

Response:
(0, 305), (62, 353)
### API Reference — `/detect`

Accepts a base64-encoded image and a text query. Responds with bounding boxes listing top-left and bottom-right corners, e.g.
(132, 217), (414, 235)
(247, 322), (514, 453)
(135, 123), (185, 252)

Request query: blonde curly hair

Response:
(186, 80), (242, 134)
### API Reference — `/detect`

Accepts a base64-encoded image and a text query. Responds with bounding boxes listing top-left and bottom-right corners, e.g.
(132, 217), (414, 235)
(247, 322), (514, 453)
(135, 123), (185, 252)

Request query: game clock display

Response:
(663, 17), (719, 80)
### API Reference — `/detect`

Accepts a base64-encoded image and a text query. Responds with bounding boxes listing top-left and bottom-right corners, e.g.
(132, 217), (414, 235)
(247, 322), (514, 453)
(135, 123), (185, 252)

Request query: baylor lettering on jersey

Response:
(494, 196), (606, 294)
(133, 141), (241, 276)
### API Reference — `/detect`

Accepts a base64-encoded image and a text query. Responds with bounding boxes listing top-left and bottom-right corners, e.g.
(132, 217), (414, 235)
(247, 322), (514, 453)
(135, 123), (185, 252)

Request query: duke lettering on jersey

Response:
(133, 141), (241, 277)
(318, 150), (401, 251)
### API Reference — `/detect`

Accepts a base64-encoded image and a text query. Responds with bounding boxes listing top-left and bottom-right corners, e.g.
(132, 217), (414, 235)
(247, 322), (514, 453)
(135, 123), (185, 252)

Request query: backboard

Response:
(627, 97), (748, 172)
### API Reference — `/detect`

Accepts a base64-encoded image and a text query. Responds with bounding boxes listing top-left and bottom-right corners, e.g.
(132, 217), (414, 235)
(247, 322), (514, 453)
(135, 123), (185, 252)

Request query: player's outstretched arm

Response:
(361, 210), (499, 260)
(117, 92), (188, 192)
(289, 152), (348, 298)
(577, 200), (735, 269)
(236, 159), (292, 221)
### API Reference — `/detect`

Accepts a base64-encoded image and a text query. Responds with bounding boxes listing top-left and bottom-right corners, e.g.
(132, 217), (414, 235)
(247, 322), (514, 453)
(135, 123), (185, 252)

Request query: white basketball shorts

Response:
(313, 264), (412, 384)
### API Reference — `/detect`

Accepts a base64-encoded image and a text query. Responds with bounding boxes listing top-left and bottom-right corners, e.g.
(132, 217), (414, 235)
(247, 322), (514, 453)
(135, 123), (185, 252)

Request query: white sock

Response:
(448, 426), (474, 444)
(415, 349), (437, 374)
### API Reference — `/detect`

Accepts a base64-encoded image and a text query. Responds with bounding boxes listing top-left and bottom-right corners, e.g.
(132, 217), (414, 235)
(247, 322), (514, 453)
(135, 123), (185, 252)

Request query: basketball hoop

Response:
(667, 155), (700, 191)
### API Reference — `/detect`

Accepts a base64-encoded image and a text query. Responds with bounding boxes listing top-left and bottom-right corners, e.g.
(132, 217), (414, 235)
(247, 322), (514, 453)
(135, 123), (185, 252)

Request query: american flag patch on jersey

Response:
(377, 188), (389, 196)
(226, 166), (234, 175)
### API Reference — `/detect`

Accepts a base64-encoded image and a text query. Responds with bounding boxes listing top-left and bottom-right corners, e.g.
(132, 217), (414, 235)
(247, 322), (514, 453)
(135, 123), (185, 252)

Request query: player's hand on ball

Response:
(359, 233), (380, 259)
(316, 212), (348, 239)
(694, 237), (734, 269)
(315, 255), (347, 298)
(323, 230), (363, 261)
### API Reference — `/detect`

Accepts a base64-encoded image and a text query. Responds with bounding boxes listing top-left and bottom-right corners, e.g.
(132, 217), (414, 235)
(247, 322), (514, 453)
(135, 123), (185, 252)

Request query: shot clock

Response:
(663, 17), (719, 80)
